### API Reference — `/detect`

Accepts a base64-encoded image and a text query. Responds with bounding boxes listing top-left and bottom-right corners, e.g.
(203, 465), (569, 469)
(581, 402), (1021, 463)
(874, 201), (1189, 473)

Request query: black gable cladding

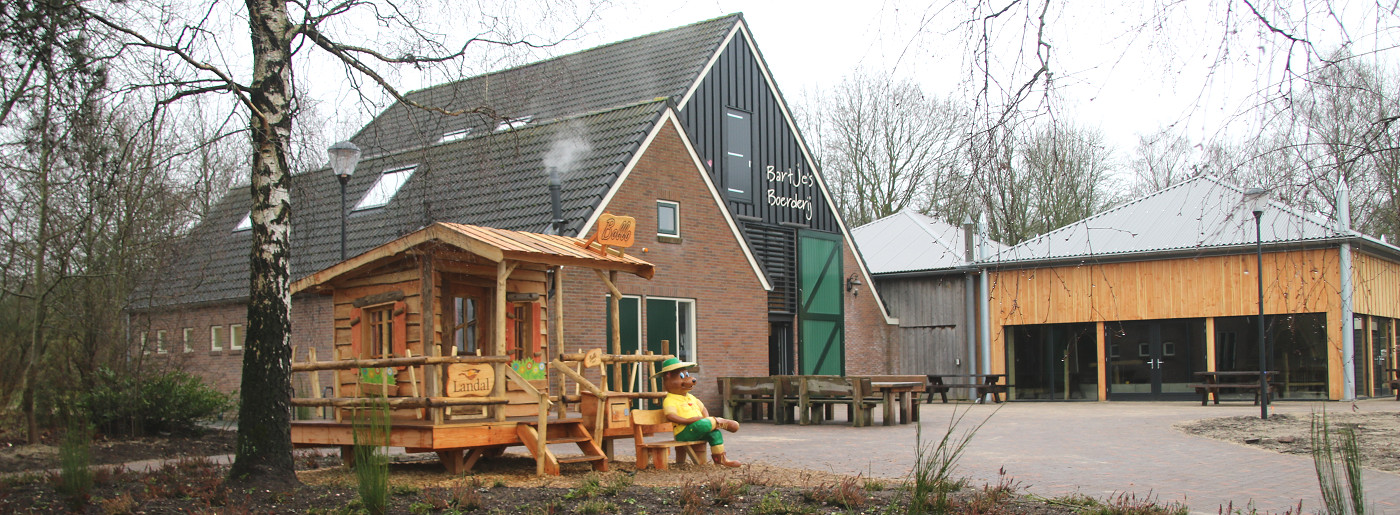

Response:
(677, 28), (837, 234)
(133, 101), (667, 309)
(349, 15), (738, 158)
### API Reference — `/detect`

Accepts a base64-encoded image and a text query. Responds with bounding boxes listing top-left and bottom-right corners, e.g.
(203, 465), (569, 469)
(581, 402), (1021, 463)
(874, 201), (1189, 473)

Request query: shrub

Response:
(353, 399), (393, 515)
(1313, 410), (1367, 515)
(83, 367), (233, 436)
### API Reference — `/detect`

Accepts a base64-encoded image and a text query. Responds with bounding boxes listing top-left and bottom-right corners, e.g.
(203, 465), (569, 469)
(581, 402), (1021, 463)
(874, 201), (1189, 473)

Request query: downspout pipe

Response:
(978, 213), (993, 402)
(1339, 178), (1356, 400)
(963, 218), (977, 401)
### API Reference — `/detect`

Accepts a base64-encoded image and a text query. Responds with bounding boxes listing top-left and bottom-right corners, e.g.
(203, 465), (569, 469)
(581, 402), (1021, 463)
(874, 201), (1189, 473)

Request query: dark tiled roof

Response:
(135, 100), (669, 308)
(350, 14), (738, 157)
(133, 15), (743, 309)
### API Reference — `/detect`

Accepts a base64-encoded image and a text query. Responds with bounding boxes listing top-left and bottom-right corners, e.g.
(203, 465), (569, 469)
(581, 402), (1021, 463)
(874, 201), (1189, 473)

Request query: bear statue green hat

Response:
(652, 357), (696, 377)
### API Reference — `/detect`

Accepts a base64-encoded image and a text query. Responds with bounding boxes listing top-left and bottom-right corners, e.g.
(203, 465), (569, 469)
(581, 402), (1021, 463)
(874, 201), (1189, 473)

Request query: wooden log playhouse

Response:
(286, 220), (676, 476)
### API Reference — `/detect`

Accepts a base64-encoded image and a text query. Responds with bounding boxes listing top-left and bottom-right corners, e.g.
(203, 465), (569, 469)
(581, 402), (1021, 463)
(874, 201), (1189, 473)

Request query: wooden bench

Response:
(799, 376), (878, 427)
(1187, 383), (1278, 406)
(629, 409), (706, 470)
(718, 376), (778, 422)
(926, 374), (1010, 403)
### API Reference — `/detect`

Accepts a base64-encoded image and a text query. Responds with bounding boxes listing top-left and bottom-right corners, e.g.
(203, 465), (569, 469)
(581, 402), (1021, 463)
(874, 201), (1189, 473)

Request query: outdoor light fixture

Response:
(1244, 186), (1271, 420)
(846, 273), (862, 296)
(329, 140), (362, 261)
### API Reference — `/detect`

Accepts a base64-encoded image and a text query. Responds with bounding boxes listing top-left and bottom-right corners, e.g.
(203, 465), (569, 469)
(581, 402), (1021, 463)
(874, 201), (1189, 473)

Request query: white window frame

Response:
(657, 200), (680, 238)
(156, 330), (167, 354)
(140, 332), (149, 355)
(182, 327), (194, 352)
(353, 166), (417, 211)
(210, 325), (224, 351)
(230, 323), (244, 350)
(648, 296), (697, 365)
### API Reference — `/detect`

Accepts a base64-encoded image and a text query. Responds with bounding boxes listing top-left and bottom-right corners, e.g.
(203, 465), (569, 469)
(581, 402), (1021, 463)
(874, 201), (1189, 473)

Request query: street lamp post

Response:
(1245, 187), (1270, 420)
(329, 141), (362, 261)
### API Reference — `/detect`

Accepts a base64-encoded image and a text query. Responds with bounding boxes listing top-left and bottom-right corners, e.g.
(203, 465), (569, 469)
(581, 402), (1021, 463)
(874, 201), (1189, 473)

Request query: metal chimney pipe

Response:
(548, 167), (565, 235)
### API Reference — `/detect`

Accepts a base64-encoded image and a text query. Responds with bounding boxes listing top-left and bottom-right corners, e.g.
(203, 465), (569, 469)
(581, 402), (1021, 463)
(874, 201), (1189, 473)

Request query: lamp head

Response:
(1243, 187), (1270, 218)
(328, 141), (362, 180)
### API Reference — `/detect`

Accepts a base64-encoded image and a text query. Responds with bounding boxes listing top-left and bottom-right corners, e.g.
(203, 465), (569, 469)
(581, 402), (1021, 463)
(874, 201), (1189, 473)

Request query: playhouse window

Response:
(452, 296), (480, 355)
(366, 305), (394, 359)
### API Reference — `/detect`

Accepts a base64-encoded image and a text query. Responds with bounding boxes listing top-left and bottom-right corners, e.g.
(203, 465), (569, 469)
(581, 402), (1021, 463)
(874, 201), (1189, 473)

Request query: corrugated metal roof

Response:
(988, 175), (1365, 264)
(852, 211), (1006, 274)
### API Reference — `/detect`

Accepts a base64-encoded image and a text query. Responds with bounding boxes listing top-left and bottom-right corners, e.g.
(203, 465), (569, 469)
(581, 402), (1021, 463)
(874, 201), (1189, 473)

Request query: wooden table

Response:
(1190, 371), (1277, 405)
(926, 374), (1009, 403)
(870, 381), (922, 426)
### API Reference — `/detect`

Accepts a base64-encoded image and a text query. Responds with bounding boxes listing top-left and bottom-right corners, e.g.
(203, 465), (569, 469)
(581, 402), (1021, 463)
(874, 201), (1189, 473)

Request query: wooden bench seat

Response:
(1187, 382), (1277, 406)
(778, 376), (877, 427)
(630, 409), (706, 470)
(719, 377), (778, 422)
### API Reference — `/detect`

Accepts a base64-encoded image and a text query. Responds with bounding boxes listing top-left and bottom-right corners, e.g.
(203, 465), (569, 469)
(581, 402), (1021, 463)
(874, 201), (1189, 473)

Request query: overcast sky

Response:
(309, 0), (1395, 161)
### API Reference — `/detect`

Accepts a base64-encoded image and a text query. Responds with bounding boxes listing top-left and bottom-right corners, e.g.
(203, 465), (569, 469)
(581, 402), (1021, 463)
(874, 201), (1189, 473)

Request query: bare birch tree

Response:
(68, 0), (597, 483)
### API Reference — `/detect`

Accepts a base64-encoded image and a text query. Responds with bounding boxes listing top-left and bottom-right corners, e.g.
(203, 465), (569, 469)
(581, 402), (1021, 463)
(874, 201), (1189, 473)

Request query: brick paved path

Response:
(723, 399), (1400, 513)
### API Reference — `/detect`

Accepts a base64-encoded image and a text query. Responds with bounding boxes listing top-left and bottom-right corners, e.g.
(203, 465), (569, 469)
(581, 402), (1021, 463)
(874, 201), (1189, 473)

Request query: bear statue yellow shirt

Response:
(662, 392), (705, 436)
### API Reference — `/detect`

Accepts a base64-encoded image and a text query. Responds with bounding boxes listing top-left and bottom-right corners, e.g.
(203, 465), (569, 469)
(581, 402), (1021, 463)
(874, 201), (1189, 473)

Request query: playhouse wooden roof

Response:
(292, 222), (655, 294)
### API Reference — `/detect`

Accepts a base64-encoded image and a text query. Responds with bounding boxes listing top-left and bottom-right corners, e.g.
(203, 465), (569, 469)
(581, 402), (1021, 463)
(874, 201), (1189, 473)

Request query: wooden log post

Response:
(493, 260), (517, 422)
(308, 347), (323, 419)
(419, 254), (436, 421)
(552, 266), (565, 420)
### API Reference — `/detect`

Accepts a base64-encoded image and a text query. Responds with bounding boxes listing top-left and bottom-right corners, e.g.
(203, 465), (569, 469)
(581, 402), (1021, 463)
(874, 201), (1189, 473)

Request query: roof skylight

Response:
(494, 116), (533, 132)
(354, 166), (417, 211)
(440, 128), (472, 143)
(234, 213), (252, 232)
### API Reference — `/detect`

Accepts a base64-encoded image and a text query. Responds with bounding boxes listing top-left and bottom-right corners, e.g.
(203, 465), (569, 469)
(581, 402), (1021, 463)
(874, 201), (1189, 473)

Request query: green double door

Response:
(799, 231), (844, 375)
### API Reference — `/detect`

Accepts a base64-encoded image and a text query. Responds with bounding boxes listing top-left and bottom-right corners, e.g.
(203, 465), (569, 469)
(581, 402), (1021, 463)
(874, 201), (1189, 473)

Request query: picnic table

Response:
(870, 381), (922, 426)
(926, 374), (1009, 403)
(1189, 371), (1278, 405)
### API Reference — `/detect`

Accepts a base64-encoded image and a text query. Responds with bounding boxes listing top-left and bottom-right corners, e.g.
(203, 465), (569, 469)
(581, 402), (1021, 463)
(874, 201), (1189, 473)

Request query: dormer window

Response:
(234, 213), (252, 232)
(354, 166), (417, 211)
(440, 128), (472, 143)
(495, 116), (533, 132)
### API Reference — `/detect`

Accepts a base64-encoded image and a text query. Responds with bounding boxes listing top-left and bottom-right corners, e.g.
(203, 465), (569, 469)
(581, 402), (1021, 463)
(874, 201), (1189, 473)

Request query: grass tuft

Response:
(352, 398), (392, 515)
(1312, 409), (1367, 515)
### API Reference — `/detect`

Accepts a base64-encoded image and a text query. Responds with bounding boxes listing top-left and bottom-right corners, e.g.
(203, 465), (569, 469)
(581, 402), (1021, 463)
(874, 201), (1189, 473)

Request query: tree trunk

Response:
(228, 0), (297, 484)
(21, 68), (56, 445)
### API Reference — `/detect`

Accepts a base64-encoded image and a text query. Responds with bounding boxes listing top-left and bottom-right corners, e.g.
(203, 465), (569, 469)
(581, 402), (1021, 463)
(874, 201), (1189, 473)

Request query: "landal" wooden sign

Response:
(446, 363), (495, 397)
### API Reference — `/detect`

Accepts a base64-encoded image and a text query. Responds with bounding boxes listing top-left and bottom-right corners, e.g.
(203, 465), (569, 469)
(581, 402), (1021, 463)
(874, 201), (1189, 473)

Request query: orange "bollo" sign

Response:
(595, 213), (635, 248)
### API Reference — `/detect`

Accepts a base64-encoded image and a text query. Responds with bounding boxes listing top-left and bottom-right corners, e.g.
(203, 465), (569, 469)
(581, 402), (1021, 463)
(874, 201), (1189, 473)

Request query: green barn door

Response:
(798, 231), (844, 375)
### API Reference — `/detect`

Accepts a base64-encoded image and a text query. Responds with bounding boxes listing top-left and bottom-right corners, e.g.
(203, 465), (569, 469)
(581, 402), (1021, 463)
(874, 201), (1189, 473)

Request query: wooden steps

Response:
(516, 420), (608, 475)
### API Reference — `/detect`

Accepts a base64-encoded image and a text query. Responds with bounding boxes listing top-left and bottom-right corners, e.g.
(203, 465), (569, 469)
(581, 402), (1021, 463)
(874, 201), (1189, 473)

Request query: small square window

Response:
(156, 330), (167, 354)
(657, 200), (680, 238)
(354, 166), (416, 211)
(230, 324), (244, 350)
(182, 328), (194, 352)
(211, 326), (224, 351)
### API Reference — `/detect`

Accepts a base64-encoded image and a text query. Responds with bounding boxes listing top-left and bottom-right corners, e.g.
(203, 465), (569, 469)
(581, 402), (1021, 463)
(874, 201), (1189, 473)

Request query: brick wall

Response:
(841, 242), (896, 375)
(561, 118), (769, 408)
(135, 295), (335, 396)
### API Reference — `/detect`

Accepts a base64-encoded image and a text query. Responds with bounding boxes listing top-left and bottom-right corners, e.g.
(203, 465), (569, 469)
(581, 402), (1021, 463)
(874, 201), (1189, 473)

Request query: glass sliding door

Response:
(1106, 319), (1205, 400)
(1007, 323), (1098, 400)
(1215, 313), (1328, 399)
